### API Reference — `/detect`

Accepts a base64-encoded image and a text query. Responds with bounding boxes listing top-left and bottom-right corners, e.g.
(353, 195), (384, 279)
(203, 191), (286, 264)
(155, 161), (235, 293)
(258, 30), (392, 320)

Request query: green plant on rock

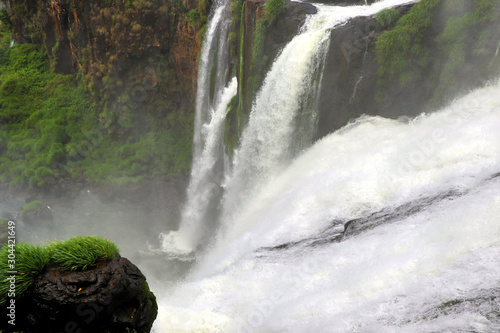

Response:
(376, 0), (440, 78)
(0, 243), (50, 305)
(264, 0), (285, 25)
(375, 8), (400, 28)
(0, 236), (120, 306)
(48, 236), (119, 272)
(20, 200), (44, 219)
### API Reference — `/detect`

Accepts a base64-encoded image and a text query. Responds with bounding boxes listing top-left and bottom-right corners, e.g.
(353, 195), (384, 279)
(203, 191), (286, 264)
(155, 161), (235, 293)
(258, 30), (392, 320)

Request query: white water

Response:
(155, 78), (500, 332)
(220, 0), (419, 239)
(160, 0), (233, 255)
(154, 0), (500, 331)
(161, 78), (237, 256)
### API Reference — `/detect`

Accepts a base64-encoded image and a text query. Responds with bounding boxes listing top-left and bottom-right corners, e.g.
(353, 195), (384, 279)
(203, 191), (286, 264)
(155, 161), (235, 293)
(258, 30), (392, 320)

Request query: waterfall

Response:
(219, 0), (419, 246)
(160, 79), (237, 257)
(159, 0), (233, 256)
(155, 77), (500, 333)
(160, 0), (419, 256)
(154, 0), (500, 331)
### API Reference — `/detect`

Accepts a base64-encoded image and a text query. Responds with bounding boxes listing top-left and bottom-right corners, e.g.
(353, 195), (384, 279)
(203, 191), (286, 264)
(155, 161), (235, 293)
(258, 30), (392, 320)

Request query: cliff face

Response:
(316, 0), (500, 138)
(9, 0), (204, 119)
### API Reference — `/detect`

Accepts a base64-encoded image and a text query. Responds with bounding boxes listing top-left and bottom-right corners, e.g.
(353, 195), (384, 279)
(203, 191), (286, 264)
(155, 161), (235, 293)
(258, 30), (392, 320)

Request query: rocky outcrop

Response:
(3, 256), (157, 333)
(237, 0), (317, 125)
(316, 1), (500, 138)
(264, 1), (318, 69)
(316, 4), (414, 138)
(7, 0), (204, 117)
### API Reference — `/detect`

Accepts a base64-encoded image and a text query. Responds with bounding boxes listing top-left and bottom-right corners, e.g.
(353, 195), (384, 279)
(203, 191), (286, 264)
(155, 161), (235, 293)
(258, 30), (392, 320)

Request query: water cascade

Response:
(159, 0), (233, 256)
(155, 0), (500, 331)
(156, 76), (500, 332)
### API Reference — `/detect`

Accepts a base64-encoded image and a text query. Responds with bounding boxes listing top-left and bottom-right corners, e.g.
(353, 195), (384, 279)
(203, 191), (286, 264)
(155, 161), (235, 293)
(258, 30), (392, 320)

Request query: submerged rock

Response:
(3, 255), (157, 333)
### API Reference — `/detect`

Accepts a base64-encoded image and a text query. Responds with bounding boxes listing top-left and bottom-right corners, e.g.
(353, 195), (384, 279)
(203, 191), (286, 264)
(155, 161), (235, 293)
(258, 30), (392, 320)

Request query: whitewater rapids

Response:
(153, 75), (500, 332)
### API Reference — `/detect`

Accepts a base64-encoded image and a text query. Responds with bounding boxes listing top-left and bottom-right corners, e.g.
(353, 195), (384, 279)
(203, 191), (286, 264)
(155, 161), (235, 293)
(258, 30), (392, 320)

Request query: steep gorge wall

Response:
(3, 0), (210, 215)
(8, 0), (206, 120)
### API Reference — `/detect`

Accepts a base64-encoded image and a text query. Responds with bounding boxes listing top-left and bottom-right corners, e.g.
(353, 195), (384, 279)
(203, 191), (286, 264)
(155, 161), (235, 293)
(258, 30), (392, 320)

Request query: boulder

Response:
(20, 201), (53, 224)
(2, 255), (157, 333)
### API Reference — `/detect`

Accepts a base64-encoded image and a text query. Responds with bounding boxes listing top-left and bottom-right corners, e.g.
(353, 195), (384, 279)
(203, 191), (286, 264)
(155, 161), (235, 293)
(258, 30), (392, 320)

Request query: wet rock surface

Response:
(2, 256), (157, 333)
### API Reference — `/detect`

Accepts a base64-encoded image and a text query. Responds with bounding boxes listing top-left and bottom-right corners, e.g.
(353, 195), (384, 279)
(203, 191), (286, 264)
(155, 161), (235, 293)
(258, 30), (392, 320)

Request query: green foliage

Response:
(375, 8), (400, 28)
(185, 9), (201, 27)
(0, 236), (119, 305)
(20, 200), (44, 218)
(0, 31), (195, 187)
(251, 20), (267, 73)
(230, 0), (244, 30)
(0, 41), (102, 188)
(376, 0), (440, 78)
(49, 236), (119, 272)
(0, 8), (12, 29)
(0, 243), (50, 305)
(376, 0), (500, 108)
(264, 0), (285, 25)
(228, 31), (238, 57)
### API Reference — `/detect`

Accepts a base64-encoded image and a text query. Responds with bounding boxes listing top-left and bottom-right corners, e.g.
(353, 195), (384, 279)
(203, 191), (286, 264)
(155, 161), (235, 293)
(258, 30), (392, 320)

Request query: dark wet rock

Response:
(2, 256), (157, 333)
(315, 3), (414, 139)
(259, 189), (464, 253)
(239, 0), (317, 116)
(265, 0), (318, 59)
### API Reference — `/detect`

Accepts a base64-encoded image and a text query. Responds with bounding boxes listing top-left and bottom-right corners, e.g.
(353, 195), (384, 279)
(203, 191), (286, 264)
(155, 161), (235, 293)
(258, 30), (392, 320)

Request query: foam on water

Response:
(154, 79), (500, 332)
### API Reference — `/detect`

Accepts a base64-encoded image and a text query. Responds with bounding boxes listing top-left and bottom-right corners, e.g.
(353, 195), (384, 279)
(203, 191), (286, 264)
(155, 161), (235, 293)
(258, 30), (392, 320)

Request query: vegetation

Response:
(0, 236), (119, 305)
(375, 8), (401, 28)
(375, 0), (500, 109)
(375, 0), (440, 78)
(0, 11), (194, 188)
(224, 0), (285, 155)
(248, 0), (285, 94)
(20, 200), (44, 218)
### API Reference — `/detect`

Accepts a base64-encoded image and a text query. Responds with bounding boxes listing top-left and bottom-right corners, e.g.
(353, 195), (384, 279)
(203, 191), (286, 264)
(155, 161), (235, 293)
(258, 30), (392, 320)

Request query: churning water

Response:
(155, 0), (500, 331)
(155, 77), (500, 332)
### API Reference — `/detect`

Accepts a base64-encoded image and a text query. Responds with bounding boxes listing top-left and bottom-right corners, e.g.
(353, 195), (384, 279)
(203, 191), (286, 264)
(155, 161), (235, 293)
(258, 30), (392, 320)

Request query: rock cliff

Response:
(316, 0), (500, 138)
(7, 0), (205, 118)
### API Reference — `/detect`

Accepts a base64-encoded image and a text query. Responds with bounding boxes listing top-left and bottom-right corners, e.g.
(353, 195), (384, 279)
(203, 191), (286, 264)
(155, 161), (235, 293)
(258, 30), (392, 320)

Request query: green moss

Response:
(20, 200), (44, 218)
(376, 0), (500, 109)
(375, 8), (400, 28)
(376, 0), (441, 78)
(0, 243), (50, 305)
(49, 236), (119, 272)
(0, 29), (195, 187)
(264, 0), (285, 25)
(0, 236), (120, 306)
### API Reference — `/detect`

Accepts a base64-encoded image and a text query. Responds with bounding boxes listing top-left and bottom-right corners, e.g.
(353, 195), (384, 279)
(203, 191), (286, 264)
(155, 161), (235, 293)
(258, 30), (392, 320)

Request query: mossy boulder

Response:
(0, 236), (157, 333)
(20, 200), (53, 224)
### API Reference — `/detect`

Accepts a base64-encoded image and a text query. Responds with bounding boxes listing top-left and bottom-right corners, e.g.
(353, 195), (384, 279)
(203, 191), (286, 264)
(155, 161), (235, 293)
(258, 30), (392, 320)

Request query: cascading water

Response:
(159, 0), (233, 256)
(154, 0), (500, 331)
(219, 0), (419, 252)
(155, 77), (500, 333)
